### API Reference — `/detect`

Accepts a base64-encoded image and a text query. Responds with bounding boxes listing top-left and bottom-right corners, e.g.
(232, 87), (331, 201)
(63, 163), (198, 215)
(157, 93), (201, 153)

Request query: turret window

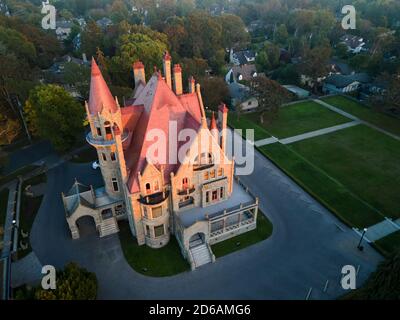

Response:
(154, 224), (165, 237)
(96, 127), (102, 136)
(102, 153), (107, 161)
(145, 183), (151, 194)
(110, 152), (116, 161)
(112, 178), (119, 192)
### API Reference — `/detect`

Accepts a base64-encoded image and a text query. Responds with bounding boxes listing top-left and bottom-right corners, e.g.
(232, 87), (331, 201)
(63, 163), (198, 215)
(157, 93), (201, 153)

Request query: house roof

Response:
(340, 34), (365, 49)
(234, 50), (256, 65)
(231, 65), (257, 82)
(88, 59), (118, 114)
(228, 82), (251, 101)
(123, 73), (203, 193)
(324, 73), (371, 88)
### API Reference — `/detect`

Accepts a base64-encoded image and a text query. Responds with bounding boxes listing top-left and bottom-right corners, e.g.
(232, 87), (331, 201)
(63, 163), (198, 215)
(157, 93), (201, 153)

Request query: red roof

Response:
(210, 112), (217, 130)
(88, 58), (117, 114)
(133, 61), (145, 69)
(219, 103), (229, 113)
(123, 74), (203, 193)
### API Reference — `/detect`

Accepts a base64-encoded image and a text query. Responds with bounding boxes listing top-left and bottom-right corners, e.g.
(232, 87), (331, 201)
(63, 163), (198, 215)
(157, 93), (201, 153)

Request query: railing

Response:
(193, 163), (214, 171)
(178, 198), (194, 208)
(86, 130), (129, 146)
(210, 217), (255, 238)
(177, 186), (195, 196)
(139, 190), (170, 205)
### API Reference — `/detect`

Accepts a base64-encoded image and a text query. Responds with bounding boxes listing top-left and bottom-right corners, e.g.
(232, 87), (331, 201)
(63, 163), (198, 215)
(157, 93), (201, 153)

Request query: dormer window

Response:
(145, 183), (151, 194)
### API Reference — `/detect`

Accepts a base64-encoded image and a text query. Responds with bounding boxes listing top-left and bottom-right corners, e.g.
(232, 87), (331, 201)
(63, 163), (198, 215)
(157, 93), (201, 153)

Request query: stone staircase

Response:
(99, 218), (119, 237)
(190, 244), (212, 268)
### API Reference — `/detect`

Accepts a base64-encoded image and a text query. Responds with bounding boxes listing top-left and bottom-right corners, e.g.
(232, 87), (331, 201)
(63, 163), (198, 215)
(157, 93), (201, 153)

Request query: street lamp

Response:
(357, 228), (368, 251)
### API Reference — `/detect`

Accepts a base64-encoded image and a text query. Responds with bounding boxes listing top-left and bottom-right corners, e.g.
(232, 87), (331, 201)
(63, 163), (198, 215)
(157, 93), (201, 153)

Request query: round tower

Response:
(85, 58), (127, 199)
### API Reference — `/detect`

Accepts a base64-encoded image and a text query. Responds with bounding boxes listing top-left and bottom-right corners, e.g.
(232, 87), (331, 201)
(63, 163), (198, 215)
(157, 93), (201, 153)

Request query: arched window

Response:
(110, 152), (116, 161)
(102, 153), (107, 161)
(112, 178), (119, 192)
(145, 183), (151, 194)
(182, 177), (188, 188)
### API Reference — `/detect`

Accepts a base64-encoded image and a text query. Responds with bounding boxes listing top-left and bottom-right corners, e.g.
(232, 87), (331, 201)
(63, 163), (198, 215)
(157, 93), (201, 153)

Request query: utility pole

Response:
(11, 94), (31, 143)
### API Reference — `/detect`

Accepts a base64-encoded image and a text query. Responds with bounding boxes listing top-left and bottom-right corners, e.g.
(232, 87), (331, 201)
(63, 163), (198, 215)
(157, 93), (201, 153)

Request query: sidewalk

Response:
(1, 181), (18, 259)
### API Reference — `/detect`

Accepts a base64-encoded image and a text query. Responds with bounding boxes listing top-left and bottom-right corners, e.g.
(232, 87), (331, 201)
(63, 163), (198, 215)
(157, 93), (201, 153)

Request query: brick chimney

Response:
(188, 76), (195, 93)
(163, 51), (172, 89)
(173, 64), (183, 95)
(133, 61), (145, 88)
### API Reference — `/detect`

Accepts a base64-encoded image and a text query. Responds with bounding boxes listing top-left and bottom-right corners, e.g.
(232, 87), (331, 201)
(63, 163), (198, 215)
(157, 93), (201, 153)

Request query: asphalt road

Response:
(29, 137), (382, 299)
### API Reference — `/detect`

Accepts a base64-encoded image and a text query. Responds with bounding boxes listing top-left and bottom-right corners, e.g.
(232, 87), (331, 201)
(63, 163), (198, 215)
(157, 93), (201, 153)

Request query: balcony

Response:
(177, 186), (195, 196)
(139, 190), (170, 206)
(193, 163), (214, 171)
(86, 130), (129, 147)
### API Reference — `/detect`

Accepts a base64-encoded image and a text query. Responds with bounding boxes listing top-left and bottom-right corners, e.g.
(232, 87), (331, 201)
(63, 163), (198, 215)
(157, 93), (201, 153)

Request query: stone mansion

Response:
(62, 53), (259, 269)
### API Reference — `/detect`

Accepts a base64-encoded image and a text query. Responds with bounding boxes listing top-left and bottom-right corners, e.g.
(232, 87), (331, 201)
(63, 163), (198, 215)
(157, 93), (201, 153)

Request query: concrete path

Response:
(26, 132), (382, 300)
(279, 121), (360, 145)
(314, 99), (400, 142)
(1, 181), (18, 259)
(254, 136), (279, 147)
(363, 218), (400, 242)
(11, 252), (43, 288)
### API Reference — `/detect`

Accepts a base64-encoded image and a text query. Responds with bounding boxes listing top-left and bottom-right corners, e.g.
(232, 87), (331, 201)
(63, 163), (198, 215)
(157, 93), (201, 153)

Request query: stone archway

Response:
(75, 215), (97, 238)
(189, 232), (206, 248)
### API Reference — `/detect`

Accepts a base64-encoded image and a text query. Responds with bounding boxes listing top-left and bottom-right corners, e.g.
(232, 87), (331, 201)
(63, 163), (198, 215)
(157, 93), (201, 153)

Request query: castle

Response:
(62, 53), (259, 269)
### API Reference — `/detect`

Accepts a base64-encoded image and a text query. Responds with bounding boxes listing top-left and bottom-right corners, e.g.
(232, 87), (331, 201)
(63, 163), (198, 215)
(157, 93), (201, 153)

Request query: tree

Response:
(250, 76), (291, 124)
(346, 250), (400, 299)
(217, 14), (250, 49)
(81, 20), (103, 58)
(256, 43), (280, 72)
(198, 76), (229, 111)
(16, 262), (98, 300)
(24, 85), (85, 152)
(0, 113), (20, 145)
(113, 33), (168, 82)
(275, 24), (289, 46)
(63, 62), (91, 100)
(299, 45), (332, 87)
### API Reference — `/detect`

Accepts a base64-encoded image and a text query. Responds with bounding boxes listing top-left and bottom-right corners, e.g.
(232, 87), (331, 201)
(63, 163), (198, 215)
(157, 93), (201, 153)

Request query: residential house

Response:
(228, 82), (258, 113)
(55, 20), (73, 41)
(340, 34), (366, 54)
(96, 17), (113, 30)
(323, 73), (371, 94)
(230, 49), (257, 66)
(225, 64), (258, 84)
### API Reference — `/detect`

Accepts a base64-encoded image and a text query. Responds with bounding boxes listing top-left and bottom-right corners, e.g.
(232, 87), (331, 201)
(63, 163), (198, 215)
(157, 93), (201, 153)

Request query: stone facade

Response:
(64, 53), (258, 269)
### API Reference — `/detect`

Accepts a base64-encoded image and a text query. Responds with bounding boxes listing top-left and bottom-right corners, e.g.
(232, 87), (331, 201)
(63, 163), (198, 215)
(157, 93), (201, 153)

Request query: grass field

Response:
(229, 101), (350, 140)
(119, 221), (190, 277)
(18, 173), (47, 259)
(211, 211), (273, 258)
(321, 96), (400, 136)
(259, 142), (383, 228)
(289, 125), (400, 221)
(375, 231), (400, 257)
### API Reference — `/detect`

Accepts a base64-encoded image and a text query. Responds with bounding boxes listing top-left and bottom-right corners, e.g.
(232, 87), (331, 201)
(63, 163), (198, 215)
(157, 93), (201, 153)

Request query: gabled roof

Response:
(88, 59), (118, 114)
(124, 73), (202, 193)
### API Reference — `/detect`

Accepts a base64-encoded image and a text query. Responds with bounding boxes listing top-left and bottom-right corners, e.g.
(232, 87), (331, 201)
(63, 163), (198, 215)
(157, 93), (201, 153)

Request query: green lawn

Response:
(321, 96), (400, 136)
(17, 173), (47, 259)
(289, 125), (400, 221)
(259, 142), (383, 228)
(119, 221), (190, 277)
(229, 101), (350, 140)
(70, 147), (98, 163)
(374, 231), (400, 257)
(211, 211), (273, 258)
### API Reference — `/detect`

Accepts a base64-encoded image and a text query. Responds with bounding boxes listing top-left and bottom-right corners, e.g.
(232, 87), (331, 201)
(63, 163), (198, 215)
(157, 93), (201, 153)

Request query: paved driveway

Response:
(29, 139), (382, 299)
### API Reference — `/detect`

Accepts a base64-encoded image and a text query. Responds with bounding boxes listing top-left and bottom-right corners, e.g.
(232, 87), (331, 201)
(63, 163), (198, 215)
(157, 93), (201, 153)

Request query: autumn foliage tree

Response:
(250, 76), (292, 124)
